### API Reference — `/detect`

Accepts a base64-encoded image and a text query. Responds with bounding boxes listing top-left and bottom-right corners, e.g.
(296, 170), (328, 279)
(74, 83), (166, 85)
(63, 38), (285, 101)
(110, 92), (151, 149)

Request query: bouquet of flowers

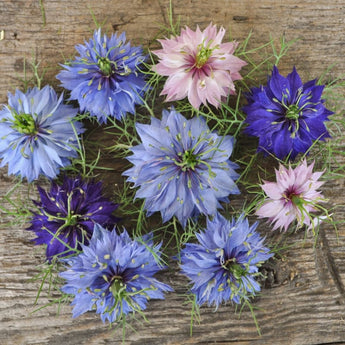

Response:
(1, 5), (344, 342)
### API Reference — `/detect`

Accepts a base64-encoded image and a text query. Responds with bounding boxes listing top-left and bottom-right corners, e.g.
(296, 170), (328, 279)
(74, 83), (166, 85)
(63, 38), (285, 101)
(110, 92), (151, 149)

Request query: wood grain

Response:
(1, 1), (345, 344)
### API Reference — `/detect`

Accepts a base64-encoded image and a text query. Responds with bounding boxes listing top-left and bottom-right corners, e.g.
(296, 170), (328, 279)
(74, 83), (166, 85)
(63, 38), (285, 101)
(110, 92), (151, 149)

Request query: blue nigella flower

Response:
(243, 66), (333, 160)
(0, 86), (84, 182)
(180, 213), (273, 308)
(60, 223), (172, 323)
(27, 175), (119, 261)
(56, 29), (147, 123)
(123, 108), (240, 227)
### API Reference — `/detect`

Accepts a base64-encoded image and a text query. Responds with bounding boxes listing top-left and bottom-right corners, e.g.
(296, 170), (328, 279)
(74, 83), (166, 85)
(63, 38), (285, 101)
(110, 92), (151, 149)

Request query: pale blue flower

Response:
(60, 224), (172, 323)
(123, 108), (240, 227)
(180, 213), (273, 307)
(0, 86), (84, 182)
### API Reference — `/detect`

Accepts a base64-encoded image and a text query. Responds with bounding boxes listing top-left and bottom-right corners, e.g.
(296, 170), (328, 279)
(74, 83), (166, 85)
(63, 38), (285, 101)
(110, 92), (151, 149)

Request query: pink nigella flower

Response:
(256, 160), (326, 232)
(152, 23), (247, 109)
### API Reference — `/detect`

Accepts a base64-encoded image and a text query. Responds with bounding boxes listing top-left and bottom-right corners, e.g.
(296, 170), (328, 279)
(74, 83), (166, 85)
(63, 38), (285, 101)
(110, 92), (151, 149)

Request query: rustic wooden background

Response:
(1, 1), (345, 344)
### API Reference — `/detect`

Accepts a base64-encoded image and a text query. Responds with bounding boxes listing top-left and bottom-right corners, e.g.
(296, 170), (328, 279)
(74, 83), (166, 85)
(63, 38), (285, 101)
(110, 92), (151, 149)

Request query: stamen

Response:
(195, 39), (217, 69)
(98, 57), (113, 76)
(11, 111), (37, 136)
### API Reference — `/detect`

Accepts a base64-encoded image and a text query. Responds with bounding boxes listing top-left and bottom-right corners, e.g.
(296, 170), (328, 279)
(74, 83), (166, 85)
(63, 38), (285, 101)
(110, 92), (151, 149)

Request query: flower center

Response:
(223, 257), (247, 280)
(285, 104), (300, 120)
(181, 149), (199, 171)
(64, 213), (79, 227)
(48, 191), (85, 238)
(284, 187), (298, 201)
(284, 188), (306, 208)
(53, 213), (82, 239)
(98, 57), (113, 76)
(195, 42), (214, 69)
(12, 112), (37, 135)
(290, 194), (304, 207)
(109, 275), (126, 297)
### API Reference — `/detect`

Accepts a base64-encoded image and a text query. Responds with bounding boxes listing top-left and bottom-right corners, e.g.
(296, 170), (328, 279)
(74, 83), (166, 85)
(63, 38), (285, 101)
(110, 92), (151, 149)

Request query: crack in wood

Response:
(157, 0), (169, 27)
(316, 226), (345, 301)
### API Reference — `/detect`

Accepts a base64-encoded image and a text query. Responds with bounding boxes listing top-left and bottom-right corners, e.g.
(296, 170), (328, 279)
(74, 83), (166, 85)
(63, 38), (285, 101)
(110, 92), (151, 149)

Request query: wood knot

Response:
(233, 16), (248, 22)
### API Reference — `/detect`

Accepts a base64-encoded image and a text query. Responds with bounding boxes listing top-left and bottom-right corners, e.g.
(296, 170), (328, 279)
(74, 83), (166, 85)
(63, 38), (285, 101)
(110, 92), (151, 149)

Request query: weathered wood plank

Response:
(1, 0), (345, 104)
(1, 1), (345, 344)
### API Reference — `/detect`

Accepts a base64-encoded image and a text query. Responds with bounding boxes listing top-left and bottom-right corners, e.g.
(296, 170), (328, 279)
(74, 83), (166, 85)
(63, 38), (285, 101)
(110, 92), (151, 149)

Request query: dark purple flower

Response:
(243, 66), (333, 160)
(27, 176), (119, 261)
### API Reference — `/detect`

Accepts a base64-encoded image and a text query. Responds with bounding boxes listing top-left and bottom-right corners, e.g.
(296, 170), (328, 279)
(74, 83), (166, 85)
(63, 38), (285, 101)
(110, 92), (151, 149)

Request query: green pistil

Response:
(53, 213), (80, 239)
(98, 57), (113, 76)
(224, 258), (247, 280)
(285, 104), (300, 120)
(64, 213), (79, 227)
(195, 41), (215, 68)
(181, 149), (199, 171)
(109, 276), (126, 297)
(291, 194), (305, 207)
(50, 192), (81, 237)
(12, 112), (37, 135)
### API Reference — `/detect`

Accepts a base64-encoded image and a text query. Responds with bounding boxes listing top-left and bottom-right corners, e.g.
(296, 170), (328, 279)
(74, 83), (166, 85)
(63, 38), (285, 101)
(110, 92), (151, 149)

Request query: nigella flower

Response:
(180, 213), (273, 308)
(60, 223), (172, 323)
(243, 66), (333, 160)
(152, 23), (246, 109)
(27, 175), (119, 261)
(256, 159), (326, 231)
(0, 86), (84, 182)
(123, 108), (240, 227)
(56, 29), (147, 123)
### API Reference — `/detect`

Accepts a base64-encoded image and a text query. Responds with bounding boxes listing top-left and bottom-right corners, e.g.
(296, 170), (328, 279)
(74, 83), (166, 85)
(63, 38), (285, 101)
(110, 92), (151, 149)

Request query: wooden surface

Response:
(1, 1), (345, 344)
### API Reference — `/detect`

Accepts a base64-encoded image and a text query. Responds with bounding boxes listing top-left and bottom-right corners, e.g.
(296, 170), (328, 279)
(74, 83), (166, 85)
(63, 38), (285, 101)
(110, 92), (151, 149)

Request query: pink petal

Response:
(202, 23), (218, 42)
(211, 25), (225, 46)
(187, 77), (202, 109)
(161, 71), (192, 101)
(256, 200), (285, 219)
(220, 41), (238, 55)
(196, 74), (226, 108)
(210, 54), (246, 72)
(270, 204), (296, 231)
(261, 181), (283, 200)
